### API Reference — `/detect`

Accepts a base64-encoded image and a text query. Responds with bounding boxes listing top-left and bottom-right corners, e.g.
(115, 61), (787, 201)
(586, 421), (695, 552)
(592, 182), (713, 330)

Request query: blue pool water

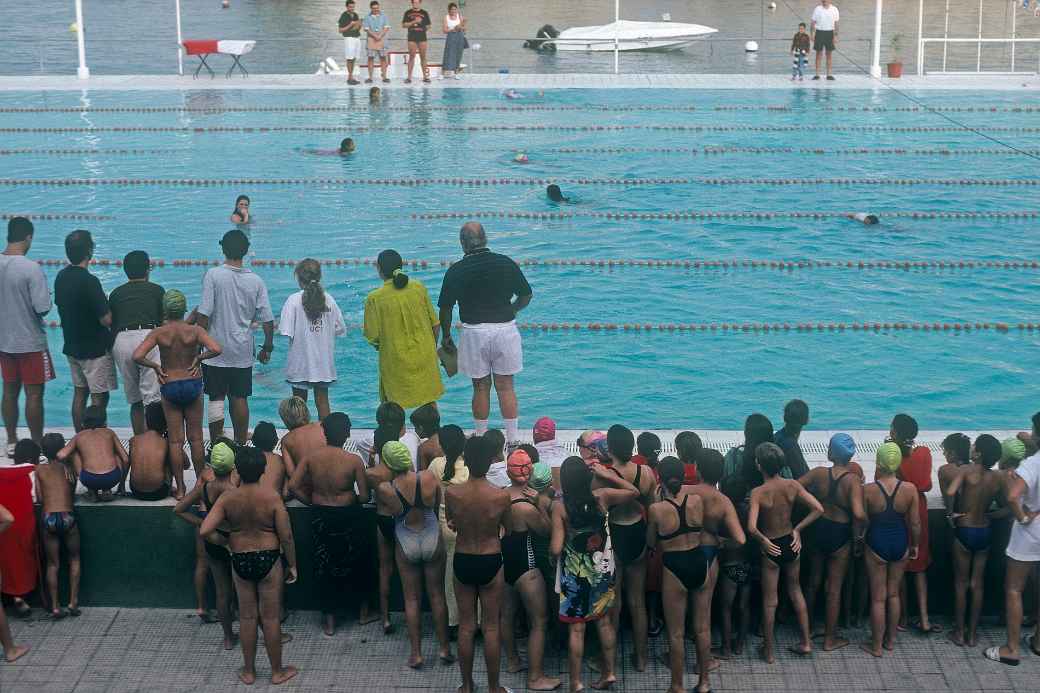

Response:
(1, 87), (1038, 431)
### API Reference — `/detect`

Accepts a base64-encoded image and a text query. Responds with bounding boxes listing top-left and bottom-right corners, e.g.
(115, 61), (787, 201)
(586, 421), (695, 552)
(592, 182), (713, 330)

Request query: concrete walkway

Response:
(2, 607), (1038, 692)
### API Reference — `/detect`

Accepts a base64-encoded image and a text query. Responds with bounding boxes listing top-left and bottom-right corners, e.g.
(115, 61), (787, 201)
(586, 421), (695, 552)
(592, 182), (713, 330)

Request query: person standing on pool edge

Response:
(364, 1), (391, 84)
(196, 229), (275, 445)
(401, 0), (432, 84)
(811, 0), (839, 81)
(438, 223), (532, 445)
(337, 0), (364, 85)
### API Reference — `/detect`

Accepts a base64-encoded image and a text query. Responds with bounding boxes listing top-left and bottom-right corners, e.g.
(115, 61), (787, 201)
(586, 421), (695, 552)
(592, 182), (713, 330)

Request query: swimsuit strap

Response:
(634, 464), (642, 489)
(202, 481), (214, 511)
(413, 473), (426, 511)
(511, 496), (537, 507)
(827, 467), (849, 506)
(392, 480), (413, 514)
(659, 495), (701, 539)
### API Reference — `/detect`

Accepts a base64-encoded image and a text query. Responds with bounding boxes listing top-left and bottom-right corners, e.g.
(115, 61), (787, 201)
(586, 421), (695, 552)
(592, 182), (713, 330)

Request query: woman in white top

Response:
(278, 259), (346, 420)
(441, 3), (466, 79)
(426, 424), (468, 630)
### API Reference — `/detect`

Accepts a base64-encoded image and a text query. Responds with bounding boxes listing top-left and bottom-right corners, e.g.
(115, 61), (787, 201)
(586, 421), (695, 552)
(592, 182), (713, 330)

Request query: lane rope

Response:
(551, 146), (1040, 157)
(412, 210), (1040, 220)
(1, 213), (114, 221)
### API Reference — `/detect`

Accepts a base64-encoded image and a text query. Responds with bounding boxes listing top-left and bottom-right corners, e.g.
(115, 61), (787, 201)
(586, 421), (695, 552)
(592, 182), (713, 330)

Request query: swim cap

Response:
(163, 289), (187, 316)
(514, 152), (528, 163)
(209, 441), (236, 476)
(530, 461), (552, 491)
(828, 433), (856, 464)
(382, 440), (412, 473)
(507, 450), (533, 484)
(876, 442), (903, 473)
(1001, 437), (1027, 464)
(533, 416), (556, 443)
(592, 437), (610, 461)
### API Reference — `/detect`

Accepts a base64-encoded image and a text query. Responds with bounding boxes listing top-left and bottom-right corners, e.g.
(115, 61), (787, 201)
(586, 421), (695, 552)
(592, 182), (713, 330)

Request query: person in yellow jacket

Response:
(363, 250), (444, 409)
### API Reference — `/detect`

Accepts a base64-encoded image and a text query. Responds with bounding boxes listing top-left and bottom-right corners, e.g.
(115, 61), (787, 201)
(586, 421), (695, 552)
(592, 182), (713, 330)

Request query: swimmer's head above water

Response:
(851, 212), (879, 225)
(546, 184), (568, 202)
(339, 137), (356, 154)
(369, 86), (381, 103)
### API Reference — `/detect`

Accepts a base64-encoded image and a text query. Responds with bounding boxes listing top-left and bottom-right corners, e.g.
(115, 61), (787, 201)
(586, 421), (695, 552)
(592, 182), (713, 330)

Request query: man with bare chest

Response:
(278, 396), (326, 484)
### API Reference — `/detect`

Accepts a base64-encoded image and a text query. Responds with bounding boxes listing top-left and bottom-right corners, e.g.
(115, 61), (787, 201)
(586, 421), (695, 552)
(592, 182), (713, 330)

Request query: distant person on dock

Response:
(791, 22), (810, 81)
(441, 3), (467, 80)
(338, 0), (364, 85)
(811, 0), (839, 81)
(402, 0), (432, 84)
(437, 222), (532, 445)
(364, 1), (391, 84)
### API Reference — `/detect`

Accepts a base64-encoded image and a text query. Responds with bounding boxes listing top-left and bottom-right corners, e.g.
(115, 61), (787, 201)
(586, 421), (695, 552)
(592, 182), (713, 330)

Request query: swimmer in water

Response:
(849, 213), (879, 225)
(513, 151), (528, 164)
(370, 86), (381, 104)
(339, 137), (356, 154)
(504, 89), (523, 99)
(546, 184), (568, 203)
(297, 138), (357, 156)
(230, 195), (250, 224)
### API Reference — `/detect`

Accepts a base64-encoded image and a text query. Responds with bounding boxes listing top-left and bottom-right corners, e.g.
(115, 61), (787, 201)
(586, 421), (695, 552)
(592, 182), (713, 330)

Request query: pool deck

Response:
(0, 73), (1038, 92)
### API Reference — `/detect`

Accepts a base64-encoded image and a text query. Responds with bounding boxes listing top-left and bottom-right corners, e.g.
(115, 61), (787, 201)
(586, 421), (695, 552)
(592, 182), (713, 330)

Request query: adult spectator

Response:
(437, 222), (532, 444)
(364, 1), (391, 84)
(196, 229), (274, 445)
(811, 0), (839, 81)
(441, 3), (466, 80)
(108, 250), (164, 435)
(0, 218), (52, 453)
(774, 399), (811, 480)
(363, 249), (443, 410)
(986, 413), (1040, 665)
(338, 0), (363, 85)
(401, 0), (432, 83)
(54, 230), (116, 431)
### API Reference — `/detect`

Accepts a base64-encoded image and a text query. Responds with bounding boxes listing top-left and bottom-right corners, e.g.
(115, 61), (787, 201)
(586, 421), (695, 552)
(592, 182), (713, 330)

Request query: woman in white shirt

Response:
(278, 259), (346, 420)
(441, 3), (466, 79)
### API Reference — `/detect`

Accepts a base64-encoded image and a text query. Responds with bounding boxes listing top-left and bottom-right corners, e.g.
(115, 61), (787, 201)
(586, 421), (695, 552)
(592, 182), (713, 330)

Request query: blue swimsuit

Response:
(867, 480), (908, 562)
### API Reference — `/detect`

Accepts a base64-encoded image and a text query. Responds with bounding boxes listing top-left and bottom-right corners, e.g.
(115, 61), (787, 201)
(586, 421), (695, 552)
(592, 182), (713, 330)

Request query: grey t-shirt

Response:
(197, 264), (274, 369)
(0, 254), (51, 353)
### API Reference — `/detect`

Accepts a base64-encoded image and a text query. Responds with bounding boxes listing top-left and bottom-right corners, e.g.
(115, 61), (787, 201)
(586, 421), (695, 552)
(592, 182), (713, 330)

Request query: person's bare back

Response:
(280, 422), (326, 479)
(61, 428), (126, 476)
(128, 430), (170, 492)
(751, 478), (800, 539)
(597, 460), (655, 525)
(292, 446), (367, 507)
(690, 483), (743, 546)
(260, 451), (287, 496)
(417, 434), (443, 471)
(446, 478), (511, 554)
(951, 466), (1006, 527)
(152, 321), (211, 381)
(35, 462), (74, 513)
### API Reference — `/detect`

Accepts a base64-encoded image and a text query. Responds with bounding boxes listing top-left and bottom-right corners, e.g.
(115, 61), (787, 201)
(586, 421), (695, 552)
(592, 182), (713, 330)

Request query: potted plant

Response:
(887, 33), (903, 78)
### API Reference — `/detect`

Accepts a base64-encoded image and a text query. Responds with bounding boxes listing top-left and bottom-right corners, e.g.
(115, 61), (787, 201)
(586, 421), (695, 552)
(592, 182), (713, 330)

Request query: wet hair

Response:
(636, 432), (661, 466)
(518, 443), (540, 464)
(464, 435), (494, 478)
(658, 456), (685, 495)
(410, 403), (440, 438)
(252, 422), (278, 452)
(235, 445), (266, 483)
(374, 402), (406, 453)
(783, 399), (809, 429)
(13, 439), (40, 465)
(322, 412), (352, 448)
(890, 413), (919, 457)
(546, 184), (566, 202)
(437, 424), (466, 482)
(83, 405), (106, 430)
(607, 424), (634, 462)
(145, 401), (167, 436)
(975, 434), (1002, 469)
(941, 433), (971, 463)
(675, 431), (702, 464)
(484, 429), (506, 461)
(377, 249), (409, 289)
(123, 250), (150, 280)
(41, 432), (66, 461)
(65, 229), (94, 265)
(697, 448), (725, 485)
(339, 137), (355, 153)
(561, 456), (602, 527)
(369, 86), (381, 101)
(756, 442), (786, 477)
(231, 194), (250, 222)
(7, 216), (33, 243)
(278, 396), (311, 429)
(741, 413), (774, 482)
(295, 258), (328, 323)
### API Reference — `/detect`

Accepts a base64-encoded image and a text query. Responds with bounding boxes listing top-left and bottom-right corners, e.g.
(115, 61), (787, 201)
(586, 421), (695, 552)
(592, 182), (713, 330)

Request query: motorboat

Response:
(544, 20), (717, 53)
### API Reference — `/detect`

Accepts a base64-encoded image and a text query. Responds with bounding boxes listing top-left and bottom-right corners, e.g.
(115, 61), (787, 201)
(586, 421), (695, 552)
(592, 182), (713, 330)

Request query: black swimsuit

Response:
(202, 482), (231, 563)
(453, 552), (503, 587)
(813, 468), (853, 556)
(502, 496), (538, 585)
(659, 496), (709, 591)
(609, 465), (647, 565)
(232, 549), (281, 583)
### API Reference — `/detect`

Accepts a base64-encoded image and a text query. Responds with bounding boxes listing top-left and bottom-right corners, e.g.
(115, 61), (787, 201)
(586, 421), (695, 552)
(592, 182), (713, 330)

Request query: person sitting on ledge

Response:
(127, 401), (175, 501)
(57, 405), (128, 502)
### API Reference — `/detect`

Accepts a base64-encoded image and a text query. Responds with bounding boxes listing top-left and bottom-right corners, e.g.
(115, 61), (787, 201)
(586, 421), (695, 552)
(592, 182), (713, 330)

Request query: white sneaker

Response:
(453, 73), (461, 80)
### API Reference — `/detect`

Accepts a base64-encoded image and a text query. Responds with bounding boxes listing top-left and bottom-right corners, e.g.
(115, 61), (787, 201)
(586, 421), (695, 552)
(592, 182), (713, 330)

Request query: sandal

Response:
(910, 619), (942, 634)
(13, 599), (31, 619)
(983, 646), (1019, 666)
(67, 606), (81, 617)
(1029, 635), (1040, 657)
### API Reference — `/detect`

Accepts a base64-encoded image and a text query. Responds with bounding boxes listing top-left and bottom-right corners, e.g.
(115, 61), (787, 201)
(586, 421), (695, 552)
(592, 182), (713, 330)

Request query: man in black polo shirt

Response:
(54, 230), (117, 431)
(438, 222), (532, 444)
(108, 250), (165, 435)
(338, 0), (363, 85)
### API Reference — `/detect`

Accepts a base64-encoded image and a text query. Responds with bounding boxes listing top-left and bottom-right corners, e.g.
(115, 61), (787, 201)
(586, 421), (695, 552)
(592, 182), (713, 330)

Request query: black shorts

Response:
(407, 30), (428, 44)
(202, 364), (252, 399)
(814, 30), (834, 51)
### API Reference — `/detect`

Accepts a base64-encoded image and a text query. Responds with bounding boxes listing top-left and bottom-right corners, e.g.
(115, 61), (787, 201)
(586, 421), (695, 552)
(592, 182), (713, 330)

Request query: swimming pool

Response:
(1, 87), (1038, 431)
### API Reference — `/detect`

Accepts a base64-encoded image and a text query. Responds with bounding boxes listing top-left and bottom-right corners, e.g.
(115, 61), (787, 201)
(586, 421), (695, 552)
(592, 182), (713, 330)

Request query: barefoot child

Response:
(127, 402), (177, 500)
(36, 434), (82, 619)
(748, 442), (824, 663)
(0, 502), (30, 662)
(57, 406), (128, 501)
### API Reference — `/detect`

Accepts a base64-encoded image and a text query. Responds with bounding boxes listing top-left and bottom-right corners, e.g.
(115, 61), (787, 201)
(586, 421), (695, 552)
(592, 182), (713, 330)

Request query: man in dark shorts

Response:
(401, 0), (432, 83)
(811, 0), (839, 80)
(0, 217), (53, 453)
(196, 229), (274, 445)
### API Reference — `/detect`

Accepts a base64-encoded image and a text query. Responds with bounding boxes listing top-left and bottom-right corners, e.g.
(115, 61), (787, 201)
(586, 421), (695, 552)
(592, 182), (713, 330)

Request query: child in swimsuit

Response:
(33, 435), (82, 619)
(57, 406), (128, 502)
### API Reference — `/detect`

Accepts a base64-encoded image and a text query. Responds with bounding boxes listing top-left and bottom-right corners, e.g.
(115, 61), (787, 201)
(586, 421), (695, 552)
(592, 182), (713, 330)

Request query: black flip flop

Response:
(1029, 635), (1040, 657)
(67, 607), (81, 617)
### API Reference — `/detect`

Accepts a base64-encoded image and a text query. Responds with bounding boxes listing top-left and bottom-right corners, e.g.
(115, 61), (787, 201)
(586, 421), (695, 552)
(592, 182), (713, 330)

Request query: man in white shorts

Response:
(986, 412), (1040, 665)
(438, 222), (533, 445)
(338, 0), (363, 85)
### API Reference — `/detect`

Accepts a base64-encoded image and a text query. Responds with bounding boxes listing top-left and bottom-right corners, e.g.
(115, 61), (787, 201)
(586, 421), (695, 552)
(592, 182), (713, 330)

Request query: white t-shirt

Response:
(198, 264), (274, 369)
(535, 439), (569, 468)
(1008, 452), (1040, 562)
(485, 461), (510, 488)
(354, 430), (421, 471)
(812, 4), (840, 31)
(278, 290), (346, 385)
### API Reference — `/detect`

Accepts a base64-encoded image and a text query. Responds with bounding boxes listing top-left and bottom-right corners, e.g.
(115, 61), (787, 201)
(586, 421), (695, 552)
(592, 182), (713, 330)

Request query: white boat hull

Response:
(549, 20), (717, 53)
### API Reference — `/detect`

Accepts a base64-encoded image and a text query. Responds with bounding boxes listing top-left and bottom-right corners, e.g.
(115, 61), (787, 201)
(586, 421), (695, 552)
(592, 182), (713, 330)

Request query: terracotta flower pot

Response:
(887, 61), (903, 78)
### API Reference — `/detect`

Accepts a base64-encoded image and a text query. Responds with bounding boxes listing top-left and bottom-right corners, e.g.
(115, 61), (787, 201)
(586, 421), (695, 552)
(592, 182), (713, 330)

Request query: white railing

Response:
(918, 38), (1040, 76)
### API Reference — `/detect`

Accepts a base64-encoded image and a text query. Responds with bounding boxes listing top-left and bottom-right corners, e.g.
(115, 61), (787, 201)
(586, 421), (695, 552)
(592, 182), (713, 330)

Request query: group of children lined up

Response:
(7, 403), (1040, 690)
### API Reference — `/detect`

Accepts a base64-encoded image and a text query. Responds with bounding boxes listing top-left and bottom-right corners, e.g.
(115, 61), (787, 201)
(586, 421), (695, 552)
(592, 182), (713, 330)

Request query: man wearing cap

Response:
(196, 229), (275, 445)
(438, 222), (532, 445)
(0, 217), (53, 454)
(108, 250), (165, 435)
